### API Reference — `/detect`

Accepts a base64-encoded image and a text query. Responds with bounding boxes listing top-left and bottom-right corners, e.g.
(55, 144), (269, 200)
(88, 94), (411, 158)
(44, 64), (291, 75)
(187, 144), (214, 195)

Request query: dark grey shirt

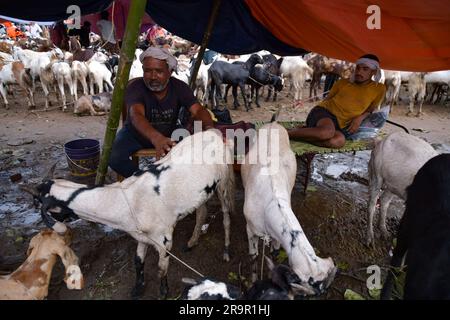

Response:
(125, 77), (197, 141)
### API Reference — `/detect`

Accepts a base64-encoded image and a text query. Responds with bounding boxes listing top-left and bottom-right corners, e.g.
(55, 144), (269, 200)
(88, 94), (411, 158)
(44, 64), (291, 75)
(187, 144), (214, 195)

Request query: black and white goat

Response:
(241, 121), (336, 296)
(182, 257), (305, 300)
(20, 130), (235, 299)
(381, 153), (450, 300)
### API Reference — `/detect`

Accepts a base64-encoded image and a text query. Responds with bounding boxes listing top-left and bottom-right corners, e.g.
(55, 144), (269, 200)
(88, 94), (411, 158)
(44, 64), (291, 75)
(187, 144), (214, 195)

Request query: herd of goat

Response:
(1, 120), (449, 300)
(1, 35), (449, 116)
(0, 34), (449, 300)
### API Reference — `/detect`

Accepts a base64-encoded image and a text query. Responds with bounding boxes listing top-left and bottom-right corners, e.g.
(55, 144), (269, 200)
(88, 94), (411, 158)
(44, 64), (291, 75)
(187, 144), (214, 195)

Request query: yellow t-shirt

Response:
(318, 79), (386, 129)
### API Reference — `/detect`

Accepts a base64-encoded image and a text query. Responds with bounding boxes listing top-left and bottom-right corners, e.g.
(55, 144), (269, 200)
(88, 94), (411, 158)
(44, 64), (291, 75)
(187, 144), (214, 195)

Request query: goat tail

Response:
(217, 164), (235, 216)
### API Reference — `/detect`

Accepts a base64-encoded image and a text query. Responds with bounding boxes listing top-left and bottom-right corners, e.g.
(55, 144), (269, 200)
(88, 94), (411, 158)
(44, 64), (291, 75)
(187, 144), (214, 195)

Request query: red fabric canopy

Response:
(81, 0), (155, 40)
(246, 0), (450, 71)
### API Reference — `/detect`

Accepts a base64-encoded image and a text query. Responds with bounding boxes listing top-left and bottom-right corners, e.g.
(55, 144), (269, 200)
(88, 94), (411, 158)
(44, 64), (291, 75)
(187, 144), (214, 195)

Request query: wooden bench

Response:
(254, 120), (408, 193)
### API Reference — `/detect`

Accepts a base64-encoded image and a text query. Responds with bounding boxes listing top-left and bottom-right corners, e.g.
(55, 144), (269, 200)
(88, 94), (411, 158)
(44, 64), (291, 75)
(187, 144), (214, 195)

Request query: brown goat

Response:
(307, 54), (355, 100)
(0, 228), (84, 300)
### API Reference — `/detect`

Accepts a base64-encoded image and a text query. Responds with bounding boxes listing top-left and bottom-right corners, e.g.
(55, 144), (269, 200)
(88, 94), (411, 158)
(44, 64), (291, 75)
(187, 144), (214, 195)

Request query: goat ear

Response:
(181, 277), (198, 285)
(43, 163), (57, 181)
(26, 233), (40, 256)
(62, 226), (73, 245)
(26, 245), (34, 257)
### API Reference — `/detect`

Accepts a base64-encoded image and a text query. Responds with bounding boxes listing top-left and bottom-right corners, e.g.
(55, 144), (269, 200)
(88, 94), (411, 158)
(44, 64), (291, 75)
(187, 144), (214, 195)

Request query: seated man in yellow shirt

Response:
(288, 54), (386, 148)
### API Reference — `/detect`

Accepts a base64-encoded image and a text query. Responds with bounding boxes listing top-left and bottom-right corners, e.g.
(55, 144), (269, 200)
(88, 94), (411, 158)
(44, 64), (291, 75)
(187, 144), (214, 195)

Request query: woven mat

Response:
(254, 121), (378, 156)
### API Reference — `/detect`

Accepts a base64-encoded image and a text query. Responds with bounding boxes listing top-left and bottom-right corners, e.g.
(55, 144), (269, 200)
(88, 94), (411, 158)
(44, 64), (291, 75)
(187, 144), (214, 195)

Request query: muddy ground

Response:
(1, 83), (449, 300)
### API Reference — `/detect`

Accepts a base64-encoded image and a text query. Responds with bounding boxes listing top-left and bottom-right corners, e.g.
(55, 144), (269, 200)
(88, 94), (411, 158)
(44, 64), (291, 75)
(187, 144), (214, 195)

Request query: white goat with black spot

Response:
(21, 130), (235, 299)
(241, 121), (336, 296)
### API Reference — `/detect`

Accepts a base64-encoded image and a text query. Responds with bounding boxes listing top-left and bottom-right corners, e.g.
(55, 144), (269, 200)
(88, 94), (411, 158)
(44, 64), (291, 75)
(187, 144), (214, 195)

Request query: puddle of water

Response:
(325, 164), (349, 178)
(0, 202), (28, 215)
(312, 167), (323, 182)
(1, 206), (41, 226)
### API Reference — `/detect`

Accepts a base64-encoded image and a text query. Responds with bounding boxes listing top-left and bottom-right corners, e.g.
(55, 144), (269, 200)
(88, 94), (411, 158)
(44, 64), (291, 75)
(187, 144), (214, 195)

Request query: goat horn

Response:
(181, 277), (198, 285)
(43, 163), (57, 181)
(19, 184), (39, 197)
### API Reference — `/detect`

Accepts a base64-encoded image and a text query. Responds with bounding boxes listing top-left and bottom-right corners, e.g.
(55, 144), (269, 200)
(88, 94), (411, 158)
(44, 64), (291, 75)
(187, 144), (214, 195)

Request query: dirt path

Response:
(1, 85), (449, 300)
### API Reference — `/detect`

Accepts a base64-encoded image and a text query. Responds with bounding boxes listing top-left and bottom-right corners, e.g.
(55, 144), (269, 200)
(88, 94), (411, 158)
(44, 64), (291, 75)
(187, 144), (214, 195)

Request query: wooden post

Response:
(95, 0), (147, 185)
(189, 0), (222, 90)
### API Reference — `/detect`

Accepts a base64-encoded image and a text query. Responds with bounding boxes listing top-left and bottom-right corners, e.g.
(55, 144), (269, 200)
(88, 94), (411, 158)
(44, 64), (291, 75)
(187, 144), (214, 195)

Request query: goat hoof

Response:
(223, 252), (230, 262)
(182, 244), (193, 252)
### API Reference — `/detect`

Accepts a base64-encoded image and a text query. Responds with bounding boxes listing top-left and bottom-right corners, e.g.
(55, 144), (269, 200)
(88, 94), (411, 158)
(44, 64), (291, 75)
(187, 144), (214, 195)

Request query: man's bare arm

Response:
(129, 103), (175, 158)
(189, 103), (214, 130)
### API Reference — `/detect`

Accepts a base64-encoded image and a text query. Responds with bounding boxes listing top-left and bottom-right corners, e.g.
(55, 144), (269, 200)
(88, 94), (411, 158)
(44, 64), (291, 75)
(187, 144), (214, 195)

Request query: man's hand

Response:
(348, 115), (365, 134)
(153, 135), (176, 159)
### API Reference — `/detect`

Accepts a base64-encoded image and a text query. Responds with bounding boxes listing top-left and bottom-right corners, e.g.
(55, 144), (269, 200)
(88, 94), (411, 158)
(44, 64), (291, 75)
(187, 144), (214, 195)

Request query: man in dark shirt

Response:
(109, 47), (214, 178)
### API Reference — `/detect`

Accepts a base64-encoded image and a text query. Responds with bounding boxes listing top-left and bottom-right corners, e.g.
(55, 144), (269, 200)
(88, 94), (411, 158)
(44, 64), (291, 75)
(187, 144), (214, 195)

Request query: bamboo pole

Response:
(189, 0), (222, 90)
(95, 0), (148, 185)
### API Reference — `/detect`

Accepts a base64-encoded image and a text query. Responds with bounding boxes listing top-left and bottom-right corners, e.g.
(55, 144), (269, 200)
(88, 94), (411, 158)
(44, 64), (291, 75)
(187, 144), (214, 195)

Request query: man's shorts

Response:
(306, 106), (350, 137)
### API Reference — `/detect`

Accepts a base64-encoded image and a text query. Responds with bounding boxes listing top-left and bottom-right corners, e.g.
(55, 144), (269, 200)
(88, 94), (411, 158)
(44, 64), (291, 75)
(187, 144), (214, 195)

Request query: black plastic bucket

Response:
(64, 139), (100, 177)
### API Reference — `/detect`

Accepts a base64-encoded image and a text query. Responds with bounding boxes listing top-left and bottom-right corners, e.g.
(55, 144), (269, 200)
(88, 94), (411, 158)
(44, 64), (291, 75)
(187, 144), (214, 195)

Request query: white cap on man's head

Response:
(353, 54), (382, 82)
(139, 46), (177, 72)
